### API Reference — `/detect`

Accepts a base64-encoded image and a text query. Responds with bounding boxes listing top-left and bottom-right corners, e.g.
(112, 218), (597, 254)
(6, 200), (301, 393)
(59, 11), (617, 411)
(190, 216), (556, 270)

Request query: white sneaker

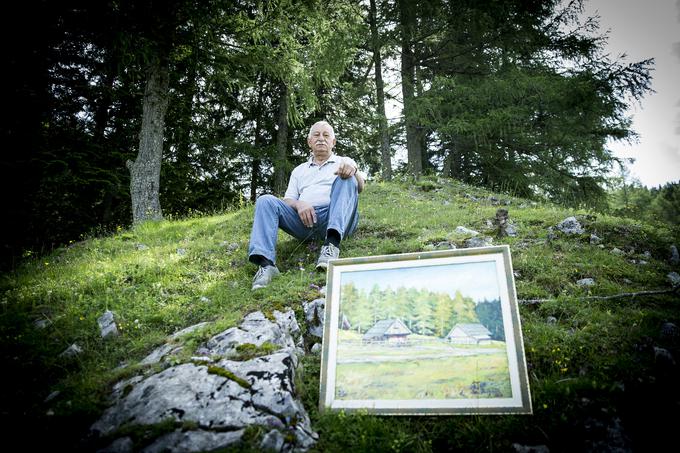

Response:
(252, 265), (280, 290)
(316, 244), (340, 270)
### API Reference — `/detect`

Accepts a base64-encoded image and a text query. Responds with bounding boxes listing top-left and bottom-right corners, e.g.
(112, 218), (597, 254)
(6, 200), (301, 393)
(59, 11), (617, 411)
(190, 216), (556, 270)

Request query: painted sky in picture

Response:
(341, 261), (500, 303)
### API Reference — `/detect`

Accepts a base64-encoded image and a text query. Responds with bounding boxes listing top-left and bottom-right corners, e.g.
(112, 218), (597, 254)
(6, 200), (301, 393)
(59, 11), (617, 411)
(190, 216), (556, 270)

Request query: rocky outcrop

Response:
(91, 309), (316, 452)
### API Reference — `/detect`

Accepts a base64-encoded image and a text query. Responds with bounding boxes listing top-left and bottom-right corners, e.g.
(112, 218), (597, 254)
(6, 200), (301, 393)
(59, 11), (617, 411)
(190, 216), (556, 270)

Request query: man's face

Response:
(307, 123), (336, 161)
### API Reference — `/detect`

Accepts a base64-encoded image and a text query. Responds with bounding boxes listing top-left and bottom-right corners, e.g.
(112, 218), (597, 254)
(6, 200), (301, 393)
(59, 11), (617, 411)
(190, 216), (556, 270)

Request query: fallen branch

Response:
(519, 288), (678, 305)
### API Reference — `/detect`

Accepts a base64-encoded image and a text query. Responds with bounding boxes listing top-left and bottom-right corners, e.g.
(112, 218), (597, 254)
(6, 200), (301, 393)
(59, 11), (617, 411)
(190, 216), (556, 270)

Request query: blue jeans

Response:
(248, 176), (359, 265)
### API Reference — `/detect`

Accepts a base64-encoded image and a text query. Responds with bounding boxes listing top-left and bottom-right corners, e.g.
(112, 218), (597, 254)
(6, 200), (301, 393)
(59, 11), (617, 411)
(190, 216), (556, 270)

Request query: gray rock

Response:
(311, 343), (322, 354)
(590, 234), (602, 245)
(59, 343), (82, 358)
(272, 309), (301, 337)
(260, 429), (285, 452)
(667, 272), (680, 287)
(44, 390), (60, 403)
(176, 248), (187, 256)
(170, 322), (212, 340)
(98, 310), (119, 339)
(199, 296), (211, 303)
(93, 309), (315, 452)
(135, 243), (149, 251)
(660, 322), (680, 343)
(426, 241), (456, 251)
(464, 237), (493, 248)
(91, 362), (284, 437)
(142, 429), (245, 453)
(455, 226), (479, 236)
(556, 217), (584, 235)
(190, 356), (213, 365)
(546, 316), (557, 325)
(34, 318), (50, 329)
(654, 346), (676, 369)
(512, 444), (550, 453)
(611, 248), (625, 256)
(303, 299), (325, 338)
(98, 436), (134, 453)
(493, 209), (511, 238)
(547, 227), (557, 241)
(109, 376), (145, 404)
(140, 343), (181, 366)
(577, 278), (595, 287)
(205, 311), (297, 356)
(582, 416), (631, 453)
(670, 245), (680, 265)
(504, 223), (518, 237)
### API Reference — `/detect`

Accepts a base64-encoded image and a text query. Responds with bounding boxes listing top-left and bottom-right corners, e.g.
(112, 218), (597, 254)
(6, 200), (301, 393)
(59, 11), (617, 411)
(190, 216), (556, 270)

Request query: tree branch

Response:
(519, 288), (678, 305)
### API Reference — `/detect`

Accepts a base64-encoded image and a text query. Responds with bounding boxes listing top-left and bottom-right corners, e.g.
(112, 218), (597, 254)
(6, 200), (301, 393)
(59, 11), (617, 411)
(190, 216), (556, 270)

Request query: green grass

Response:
(336, 353), (511, 400)
(2, 176), (679, 452)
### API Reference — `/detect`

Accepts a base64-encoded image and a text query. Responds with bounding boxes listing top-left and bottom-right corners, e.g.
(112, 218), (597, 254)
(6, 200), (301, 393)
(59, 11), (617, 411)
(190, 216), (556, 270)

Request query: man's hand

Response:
(294, 200), (316, 228)
(335, 161), (356, 179)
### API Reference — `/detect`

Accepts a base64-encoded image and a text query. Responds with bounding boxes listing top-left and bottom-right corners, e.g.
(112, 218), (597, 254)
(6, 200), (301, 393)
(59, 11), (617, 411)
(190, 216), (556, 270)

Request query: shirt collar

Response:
(307, 153), (337, 167)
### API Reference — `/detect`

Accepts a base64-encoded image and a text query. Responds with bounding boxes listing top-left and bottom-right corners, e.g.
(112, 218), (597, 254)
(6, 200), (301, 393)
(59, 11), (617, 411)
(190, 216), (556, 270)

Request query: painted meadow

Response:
(335, 275), (510, 401)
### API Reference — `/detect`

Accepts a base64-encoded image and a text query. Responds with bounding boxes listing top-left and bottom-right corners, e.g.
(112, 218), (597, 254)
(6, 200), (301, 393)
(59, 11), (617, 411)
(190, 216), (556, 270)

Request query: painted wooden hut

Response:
(446, 323), (492, 344)
(339, 313), (352, 330)
(362, 319), (412, 344)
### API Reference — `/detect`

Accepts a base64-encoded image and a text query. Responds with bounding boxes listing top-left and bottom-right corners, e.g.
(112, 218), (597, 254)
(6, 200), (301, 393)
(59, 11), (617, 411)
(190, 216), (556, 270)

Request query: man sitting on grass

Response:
(247, 120), (365, 290)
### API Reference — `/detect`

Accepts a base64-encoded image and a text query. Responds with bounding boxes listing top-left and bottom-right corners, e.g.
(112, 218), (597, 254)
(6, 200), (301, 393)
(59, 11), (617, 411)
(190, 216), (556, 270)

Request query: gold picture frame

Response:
(319, 245), (532, 415)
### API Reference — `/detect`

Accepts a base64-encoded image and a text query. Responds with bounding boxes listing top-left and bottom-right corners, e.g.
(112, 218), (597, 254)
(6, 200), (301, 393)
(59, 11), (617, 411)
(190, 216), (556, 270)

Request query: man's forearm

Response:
(355, 172), (365, 193)
(283, 198), (299, 211)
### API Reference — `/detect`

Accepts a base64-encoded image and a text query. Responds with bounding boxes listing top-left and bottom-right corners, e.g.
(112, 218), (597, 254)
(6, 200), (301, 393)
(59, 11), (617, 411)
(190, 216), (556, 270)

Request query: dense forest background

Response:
(2, 0), (677, 268)
(340, 282), (505, 340)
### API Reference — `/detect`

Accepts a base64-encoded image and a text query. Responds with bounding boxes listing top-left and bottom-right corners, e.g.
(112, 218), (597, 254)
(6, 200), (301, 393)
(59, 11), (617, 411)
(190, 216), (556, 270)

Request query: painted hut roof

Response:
(446, 323), (492, 339)
(363, 319), (412, 339)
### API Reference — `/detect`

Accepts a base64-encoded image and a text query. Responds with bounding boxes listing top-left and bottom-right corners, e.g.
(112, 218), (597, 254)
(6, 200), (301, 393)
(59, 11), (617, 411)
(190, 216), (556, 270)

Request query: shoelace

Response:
(319, 245), (335, 257)
(254, 266), (267, 280)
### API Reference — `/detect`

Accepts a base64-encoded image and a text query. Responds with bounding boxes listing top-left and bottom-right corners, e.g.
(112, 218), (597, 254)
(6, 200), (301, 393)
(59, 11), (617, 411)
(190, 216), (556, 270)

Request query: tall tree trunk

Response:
(251, 78), (266, 202)
(127, 58), (169, 224)
(94, 57), (117, 224)
(398, 0), (422, 178)
(415, 65), (428, 171)
(370, 0), (391, 180)
(273, 83), (289, 196)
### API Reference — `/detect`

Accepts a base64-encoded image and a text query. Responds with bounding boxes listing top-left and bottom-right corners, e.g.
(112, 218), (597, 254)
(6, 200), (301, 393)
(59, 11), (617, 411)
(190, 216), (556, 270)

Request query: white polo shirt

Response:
(284, 154), (358, 207)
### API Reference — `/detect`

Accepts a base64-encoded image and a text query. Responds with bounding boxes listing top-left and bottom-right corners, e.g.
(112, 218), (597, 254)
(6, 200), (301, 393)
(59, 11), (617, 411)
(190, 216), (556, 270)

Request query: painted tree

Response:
(433, 292), (455, 337)
(475, 299), (505, 341)
(451, 290), (479, 325)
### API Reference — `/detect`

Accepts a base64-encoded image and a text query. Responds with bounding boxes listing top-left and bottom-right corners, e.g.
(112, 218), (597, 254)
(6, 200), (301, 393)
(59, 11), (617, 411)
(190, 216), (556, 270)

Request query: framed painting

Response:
(319, 245), (532, 415)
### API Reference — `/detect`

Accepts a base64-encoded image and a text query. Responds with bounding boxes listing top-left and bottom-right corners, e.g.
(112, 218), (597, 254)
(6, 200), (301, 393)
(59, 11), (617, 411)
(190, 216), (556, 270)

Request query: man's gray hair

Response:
(307, 121), (335, 139)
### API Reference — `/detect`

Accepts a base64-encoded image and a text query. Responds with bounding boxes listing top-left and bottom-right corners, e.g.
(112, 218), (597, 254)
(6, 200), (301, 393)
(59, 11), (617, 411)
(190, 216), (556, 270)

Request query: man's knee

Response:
(255, 194), (279, 210)
(332, 176), (358, 192)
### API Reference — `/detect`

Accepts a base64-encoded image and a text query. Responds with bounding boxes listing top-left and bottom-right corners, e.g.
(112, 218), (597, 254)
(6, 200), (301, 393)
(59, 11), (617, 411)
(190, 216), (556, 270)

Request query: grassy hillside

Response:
(2, 177), (679, 452)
